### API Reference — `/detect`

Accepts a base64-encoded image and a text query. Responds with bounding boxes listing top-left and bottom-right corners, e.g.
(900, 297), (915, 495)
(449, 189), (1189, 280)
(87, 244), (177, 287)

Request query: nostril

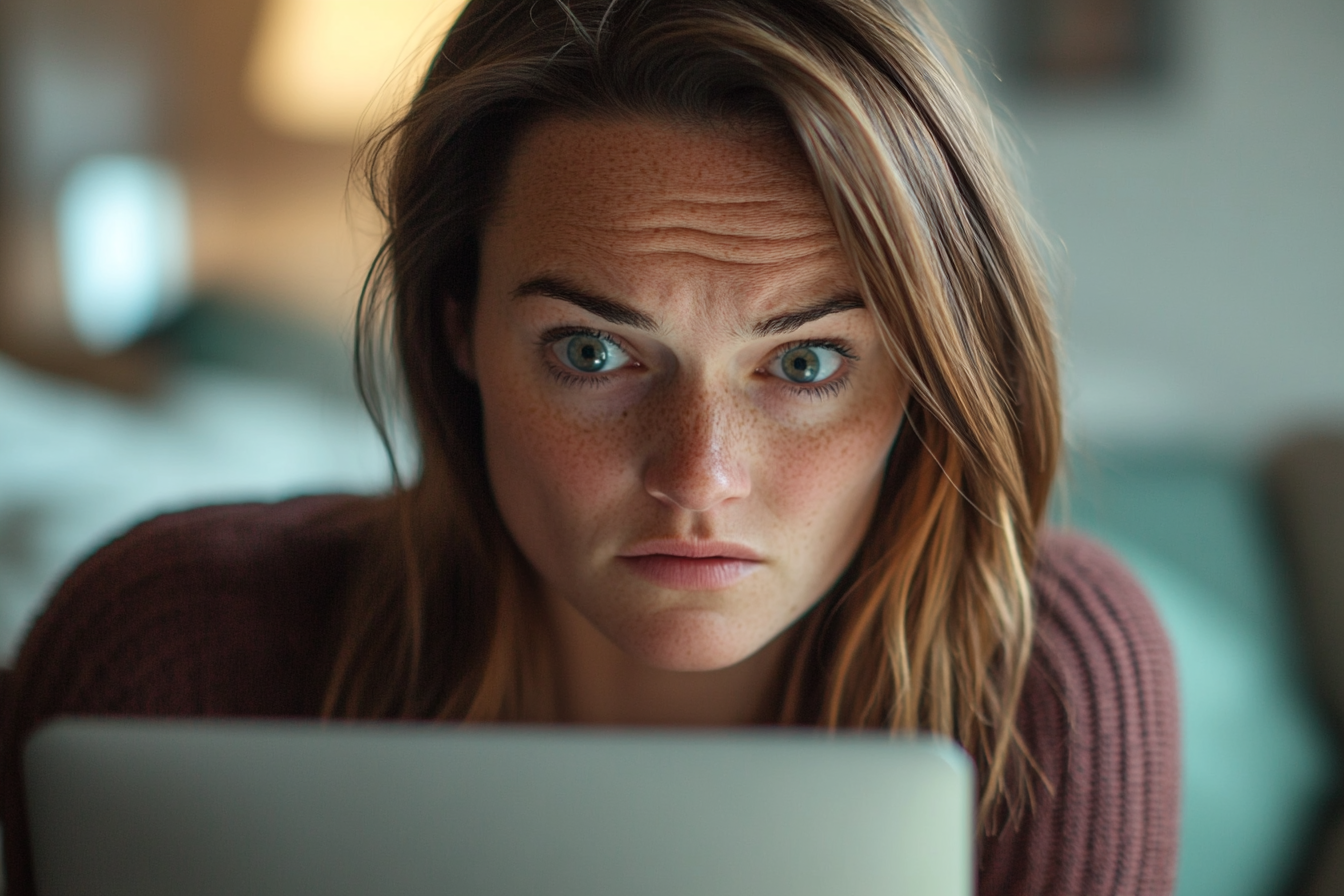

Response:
(645, 467), (749, 513)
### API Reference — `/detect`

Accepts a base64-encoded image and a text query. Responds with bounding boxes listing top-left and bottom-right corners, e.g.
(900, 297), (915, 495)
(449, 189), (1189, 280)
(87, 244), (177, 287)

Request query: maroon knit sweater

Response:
(0, 495), (1180, 895)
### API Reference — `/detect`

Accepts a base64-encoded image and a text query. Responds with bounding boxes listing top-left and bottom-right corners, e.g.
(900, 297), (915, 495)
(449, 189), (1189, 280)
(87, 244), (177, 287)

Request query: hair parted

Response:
(325, 0), (1061, 831)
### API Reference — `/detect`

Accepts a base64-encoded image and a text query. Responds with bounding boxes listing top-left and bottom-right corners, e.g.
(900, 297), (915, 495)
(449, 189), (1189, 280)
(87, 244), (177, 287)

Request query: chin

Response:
(616, 609), (767, 672)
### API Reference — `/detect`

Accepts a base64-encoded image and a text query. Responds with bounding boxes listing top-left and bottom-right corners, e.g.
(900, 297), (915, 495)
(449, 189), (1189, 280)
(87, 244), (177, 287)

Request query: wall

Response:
(0, 0), (168, 339)
(0, 0), (375, 350)
(943, 0), (1344, 452)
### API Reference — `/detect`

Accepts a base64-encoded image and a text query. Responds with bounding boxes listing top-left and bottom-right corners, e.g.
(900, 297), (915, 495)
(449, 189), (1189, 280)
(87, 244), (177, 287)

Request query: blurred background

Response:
(0, 0), (1340, 894)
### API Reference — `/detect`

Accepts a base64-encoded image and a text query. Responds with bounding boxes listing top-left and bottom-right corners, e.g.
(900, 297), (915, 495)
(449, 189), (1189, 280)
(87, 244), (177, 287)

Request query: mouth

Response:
(619, 540), (763, 590)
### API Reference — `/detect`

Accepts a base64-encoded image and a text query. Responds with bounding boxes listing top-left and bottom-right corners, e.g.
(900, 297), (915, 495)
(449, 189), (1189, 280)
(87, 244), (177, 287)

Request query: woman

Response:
(0, 0), (1179, 893)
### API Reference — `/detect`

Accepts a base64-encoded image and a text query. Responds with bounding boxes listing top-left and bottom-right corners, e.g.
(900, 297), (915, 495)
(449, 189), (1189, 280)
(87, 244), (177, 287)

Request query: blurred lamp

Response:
(56, 156), (191, 353)
(245, 0), (467, 143)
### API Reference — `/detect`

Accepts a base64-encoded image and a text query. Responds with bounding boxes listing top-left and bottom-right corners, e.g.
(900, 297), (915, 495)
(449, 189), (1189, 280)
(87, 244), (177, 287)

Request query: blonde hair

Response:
(326, 0), (1060, 831)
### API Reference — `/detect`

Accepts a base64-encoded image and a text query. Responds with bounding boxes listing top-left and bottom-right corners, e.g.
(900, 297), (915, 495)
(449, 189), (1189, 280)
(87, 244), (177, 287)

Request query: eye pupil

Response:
(567, 335), (609, 372)
(781, 347), (821, 383)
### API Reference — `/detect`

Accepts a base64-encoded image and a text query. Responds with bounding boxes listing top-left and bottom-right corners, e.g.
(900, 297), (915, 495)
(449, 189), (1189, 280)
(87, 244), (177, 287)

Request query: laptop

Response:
(25, 718), (973, 896)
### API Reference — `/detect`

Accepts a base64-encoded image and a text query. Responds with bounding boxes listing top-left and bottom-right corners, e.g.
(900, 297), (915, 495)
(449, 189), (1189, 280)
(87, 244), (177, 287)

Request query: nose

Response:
(642, 382), (751, 513)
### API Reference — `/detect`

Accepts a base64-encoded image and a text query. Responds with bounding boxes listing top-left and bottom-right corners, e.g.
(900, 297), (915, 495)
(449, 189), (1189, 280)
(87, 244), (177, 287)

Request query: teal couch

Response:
(1063, 443), (1342, 896)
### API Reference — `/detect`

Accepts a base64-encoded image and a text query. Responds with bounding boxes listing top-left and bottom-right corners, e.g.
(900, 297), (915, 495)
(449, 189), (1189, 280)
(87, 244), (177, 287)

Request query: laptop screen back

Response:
(25, 718), (973, 896)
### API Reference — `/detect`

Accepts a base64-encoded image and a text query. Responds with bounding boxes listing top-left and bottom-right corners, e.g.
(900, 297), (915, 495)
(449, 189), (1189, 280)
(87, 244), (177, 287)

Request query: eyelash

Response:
(537, 326), (859, 397)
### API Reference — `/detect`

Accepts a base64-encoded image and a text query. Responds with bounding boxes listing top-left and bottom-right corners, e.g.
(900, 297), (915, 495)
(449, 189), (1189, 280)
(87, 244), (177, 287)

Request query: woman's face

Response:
(469, 116), (908, 673)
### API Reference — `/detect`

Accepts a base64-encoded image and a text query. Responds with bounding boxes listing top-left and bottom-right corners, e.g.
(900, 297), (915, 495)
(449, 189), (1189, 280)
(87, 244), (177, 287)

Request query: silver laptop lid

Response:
(26, 718), (973, 896)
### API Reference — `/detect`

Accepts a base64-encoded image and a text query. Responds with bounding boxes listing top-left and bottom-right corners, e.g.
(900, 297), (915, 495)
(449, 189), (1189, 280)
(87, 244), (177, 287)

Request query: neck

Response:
(541, 592), (789, 727)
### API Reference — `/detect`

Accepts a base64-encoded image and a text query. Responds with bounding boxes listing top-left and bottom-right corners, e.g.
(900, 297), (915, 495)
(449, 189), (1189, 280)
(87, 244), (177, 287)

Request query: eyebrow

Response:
(512, 276), (865, 336)
(752, 294), (866, 336)
(512, 278), (658, 330)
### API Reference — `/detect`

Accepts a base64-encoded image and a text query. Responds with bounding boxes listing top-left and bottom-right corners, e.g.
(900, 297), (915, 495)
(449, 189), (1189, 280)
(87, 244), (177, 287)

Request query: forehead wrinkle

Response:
(613, 229), (844, 267)
(606, 196), (835, 238)
(641, 194), (829, 215)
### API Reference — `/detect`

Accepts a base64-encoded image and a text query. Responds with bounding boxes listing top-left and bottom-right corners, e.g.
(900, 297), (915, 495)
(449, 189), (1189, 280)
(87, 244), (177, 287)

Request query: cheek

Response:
(478, 361), (641, 561)
(757, 392), (903, 542)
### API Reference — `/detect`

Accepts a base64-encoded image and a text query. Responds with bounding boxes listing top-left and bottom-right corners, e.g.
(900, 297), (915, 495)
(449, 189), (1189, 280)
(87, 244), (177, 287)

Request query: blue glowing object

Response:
(56, 156), (190, 352)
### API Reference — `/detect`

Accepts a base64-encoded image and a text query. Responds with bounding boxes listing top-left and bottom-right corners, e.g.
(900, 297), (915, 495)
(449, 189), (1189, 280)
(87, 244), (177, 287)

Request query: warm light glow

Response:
(245, 0), (468, 143)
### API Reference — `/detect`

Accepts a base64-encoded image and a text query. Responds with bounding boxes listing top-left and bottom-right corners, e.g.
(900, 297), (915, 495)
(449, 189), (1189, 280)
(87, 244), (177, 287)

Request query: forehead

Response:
(494, 114), (824, 213)
(483, 116), (852, 313)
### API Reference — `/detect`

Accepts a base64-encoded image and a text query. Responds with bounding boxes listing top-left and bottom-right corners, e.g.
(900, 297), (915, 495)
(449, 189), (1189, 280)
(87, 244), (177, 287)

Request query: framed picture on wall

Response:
(998, 0), (1171, 87)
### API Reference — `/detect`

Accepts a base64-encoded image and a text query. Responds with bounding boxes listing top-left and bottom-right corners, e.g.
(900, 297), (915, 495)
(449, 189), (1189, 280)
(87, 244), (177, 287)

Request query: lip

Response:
(619, 540), (764, 591)
(621, 540), (763, 561)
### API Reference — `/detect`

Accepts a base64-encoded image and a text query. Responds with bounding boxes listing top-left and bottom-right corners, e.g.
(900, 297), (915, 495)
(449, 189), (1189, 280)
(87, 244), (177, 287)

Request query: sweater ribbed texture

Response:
(0, 496), (1179, 895)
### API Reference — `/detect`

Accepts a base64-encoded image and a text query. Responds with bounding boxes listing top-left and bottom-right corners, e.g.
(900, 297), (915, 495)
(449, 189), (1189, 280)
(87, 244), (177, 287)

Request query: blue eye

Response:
(555, 332), (631, 374)
(770, 344), (845, 384)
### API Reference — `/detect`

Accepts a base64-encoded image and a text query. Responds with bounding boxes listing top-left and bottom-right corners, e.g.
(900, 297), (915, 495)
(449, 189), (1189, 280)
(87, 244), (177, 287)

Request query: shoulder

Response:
(6, 494), (381, 719)
(1028, 531), (1177, 706)
(63, 494), (376, 592)
(978, 530), (1181, 896)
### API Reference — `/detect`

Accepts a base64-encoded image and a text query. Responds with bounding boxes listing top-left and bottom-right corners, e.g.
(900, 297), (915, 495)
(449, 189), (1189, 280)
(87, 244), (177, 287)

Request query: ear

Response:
(445, 297), (477, 381)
